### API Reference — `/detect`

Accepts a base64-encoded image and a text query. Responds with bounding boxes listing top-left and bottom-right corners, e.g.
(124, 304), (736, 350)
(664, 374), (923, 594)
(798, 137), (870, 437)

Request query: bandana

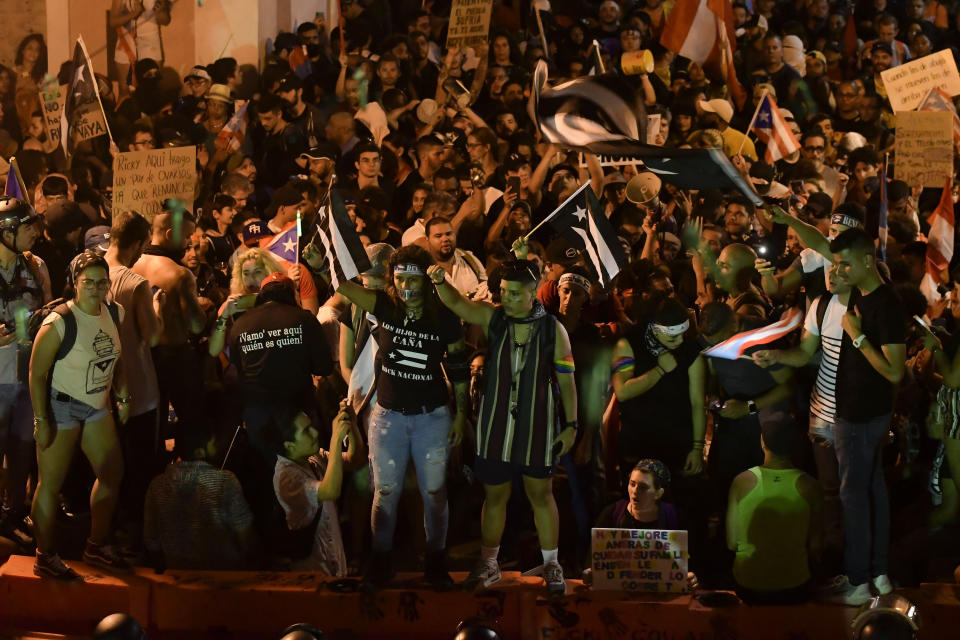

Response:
(394, 263), (425, 276)
(830, 214), (861, 229)
(644, 323), (670, 357)
(651, 319), (690, 336)
(559, 272), (592, 293)
(508, 298), (548, 324)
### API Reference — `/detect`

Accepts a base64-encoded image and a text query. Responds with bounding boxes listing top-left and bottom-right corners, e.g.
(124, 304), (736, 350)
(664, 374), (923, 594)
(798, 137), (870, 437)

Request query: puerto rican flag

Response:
(920, 179), (955, 305)
(702, 307), (803, 360)
(750, 93), (800, 162)
(918, 87), (960, 145)
(660, 0), (746, 109)
(215, 100), (248, 154)
(262, 221), (299, 266)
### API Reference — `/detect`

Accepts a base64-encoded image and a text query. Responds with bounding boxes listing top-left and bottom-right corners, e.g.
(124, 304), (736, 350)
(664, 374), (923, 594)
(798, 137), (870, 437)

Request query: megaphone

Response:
(626, 171), (662, 206)
(621, 49), (654, 75)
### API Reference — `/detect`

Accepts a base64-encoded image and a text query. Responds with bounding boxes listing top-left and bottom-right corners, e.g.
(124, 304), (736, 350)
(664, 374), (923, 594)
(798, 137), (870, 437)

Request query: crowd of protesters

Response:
(0, 0), (958, 607)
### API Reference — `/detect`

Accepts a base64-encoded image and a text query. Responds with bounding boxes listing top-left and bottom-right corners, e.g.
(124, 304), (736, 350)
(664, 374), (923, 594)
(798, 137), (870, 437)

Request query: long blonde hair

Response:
(230, 247), (284, 295)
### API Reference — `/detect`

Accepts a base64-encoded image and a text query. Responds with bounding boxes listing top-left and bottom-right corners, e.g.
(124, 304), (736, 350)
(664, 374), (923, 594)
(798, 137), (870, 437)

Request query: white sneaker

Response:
(872, 574), (893, 595)
(828, 577), (873, 606)
(463, 557), (501, 592)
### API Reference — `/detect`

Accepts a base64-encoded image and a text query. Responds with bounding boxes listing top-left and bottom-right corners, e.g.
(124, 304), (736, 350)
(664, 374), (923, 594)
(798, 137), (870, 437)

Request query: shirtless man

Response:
(131, 209), (206, 438)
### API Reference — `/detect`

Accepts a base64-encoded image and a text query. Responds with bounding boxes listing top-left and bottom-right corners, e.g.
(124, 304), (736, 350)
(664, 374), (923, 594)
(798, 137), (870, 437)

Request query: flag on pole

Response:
(62, 36), (111, 155)
(288, 46), (312, 79)
(214, 100), (249, 153)
(314, 188), (372, 289)
(920, 179), (955, 304)
(749, 93), (800, 162)
(917, 87), (960, 144)
(540, 182), (629, 286)
(346, 311), (379, 412)
(702, 307), (804, 360)
(4, 158), (28, 201)
(878, 158), (889, 263)
(262, 221), (300, 266)
(533, 59), (647, 151)
(660, 0), (746, 109)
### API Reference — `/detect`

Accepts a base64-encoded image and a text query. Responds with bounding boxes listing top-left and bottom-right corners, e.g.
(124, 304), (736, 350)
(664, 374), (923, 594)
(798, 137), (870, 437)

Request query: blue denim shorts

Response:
(50, 390), (109, 430)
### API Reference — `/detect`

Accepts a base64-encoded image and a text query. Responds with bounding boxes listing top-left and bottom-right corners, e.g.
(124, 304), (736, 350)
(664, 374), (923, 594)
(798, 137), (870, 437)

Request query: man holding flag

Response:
(819, 228), (904, 605)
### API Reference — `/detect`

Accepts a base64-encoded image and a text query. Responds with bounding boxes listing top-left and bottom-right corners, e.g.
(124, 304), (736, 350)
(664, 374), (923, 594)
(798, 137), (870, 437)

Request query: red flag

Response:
(661, 0), (746, 109)
(843, 10), (859, 71)
(920, 178), (955, 304)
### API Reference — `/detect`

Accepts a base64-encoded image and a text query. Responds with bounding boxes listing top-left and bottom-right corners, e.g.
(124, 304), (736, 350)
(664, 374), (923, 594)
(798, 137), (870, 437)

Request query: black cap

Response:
(300, 141), (341, 163)
(803, 191), (833, 218)
(276, 73), (303, 93)
(871, 41), (893, 56)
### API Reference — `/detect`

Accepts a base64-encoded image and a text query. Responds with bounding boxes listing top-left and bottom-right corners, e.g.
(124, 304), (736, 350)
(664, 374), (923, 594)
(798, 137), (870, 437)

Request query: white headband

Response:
(652, 320), (690, 336)
(559, 272), (591, 292)
(394, 263), (425, 275)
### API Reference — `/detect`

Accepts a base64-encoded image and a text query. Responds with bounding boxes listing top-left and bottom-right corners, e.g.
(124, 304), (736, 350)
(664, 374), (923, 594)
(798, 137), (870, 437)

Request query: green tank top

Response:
(732, 466), (811, 591)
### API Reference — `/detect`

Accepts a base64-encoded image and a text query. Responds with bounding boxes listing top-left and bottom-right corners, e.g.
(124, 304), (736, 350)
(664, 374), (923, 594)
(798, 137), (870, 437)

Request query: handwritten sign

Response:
(113, 147), (196, 220)
(38, 87), (65, 154)
(881, 49), (960, 111)
(591, 528), (689, 593)
(446, 0), (493, 49)
(894, 110), (953, 188)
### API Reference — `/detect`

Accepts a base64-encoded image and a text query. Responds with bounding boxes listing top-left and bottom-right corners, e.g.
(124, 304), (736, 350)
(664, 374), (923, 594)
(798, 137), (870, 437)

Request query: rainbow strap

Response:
(554, 354), (575, 373)
(611, 357), (635, 374)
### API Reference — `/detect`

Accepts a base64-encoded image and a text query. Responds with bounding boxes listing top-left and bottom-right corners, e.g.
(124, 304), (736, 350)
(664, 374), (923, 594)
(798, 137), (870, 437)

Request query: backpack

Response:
(28, 299), (121, 361)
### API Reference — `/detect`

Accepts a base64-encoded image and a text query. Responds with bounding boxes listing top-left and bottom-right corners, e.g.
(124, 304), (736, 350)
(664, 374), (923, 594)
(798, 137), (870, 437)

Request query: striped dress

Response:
(476, 307), (559, 468)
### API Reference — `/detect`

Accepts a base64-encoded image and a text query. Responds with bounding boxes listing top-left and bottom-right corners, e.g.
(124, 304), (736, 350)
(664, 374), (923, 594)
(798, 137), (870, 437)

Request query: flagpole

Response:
(524, 181), (591, 240)
(736, 89), (766, 157)
(591, 40), (605, 74)
(534, 6), (550, 60)
(78, 35), (115, 147)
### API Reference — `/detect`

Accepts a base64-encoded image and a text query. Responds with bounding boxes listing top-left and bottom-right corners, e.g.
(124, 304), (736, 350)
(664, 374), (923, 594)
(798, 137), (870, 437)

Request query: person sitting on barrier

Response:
(595, 459), (678, 529)
(143, 417), (256, 571)
(727, 410), (823, 605)
(273, 399), (365, 575)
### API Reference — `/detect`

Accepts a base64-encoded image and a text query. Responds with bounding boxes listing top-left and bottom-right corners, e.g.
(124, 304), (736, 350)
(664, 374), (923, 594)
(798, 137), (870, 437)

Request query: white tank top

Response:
(43, 300), (124, 410)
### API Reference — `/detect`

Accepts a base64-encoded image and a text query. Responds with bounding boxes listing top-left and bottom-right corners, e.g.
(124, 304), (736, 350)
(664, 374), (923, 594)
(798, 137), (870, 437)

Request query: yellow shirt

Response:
(720, 127), (758, 162)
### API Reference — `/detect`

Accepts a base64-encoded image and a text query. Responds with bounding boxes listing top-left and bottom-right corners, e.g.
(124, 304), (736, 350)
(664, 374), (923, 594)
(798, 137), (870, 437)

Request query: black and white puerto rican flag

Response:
(313, 188), (371, 290)
(533, 59), (647, 151)
(542, 182), (629, 287)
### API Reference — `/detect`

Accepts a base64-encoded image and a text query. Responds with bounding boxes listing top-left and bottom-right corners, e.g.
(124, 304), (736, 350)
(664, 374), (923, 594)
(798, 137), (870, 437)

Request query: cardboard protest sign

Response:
(113, 147), (197, 219)
(591, 528), (689, 593)
(881, 49), (960, 112)
(38, 86), (65, 155)
(894, 110), (953, 188)
(446, 0), (493, 49)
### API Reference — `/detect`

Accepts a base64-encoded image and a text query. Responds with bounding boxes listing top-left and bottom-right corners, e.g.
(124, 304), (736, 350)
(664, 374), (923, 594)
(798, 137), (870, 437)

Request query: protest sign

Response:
(446, 0), (493, 49)
(894, 110), (953, 188)
(591, 528), (689, 593)
(881, 49), (960, 111)
(113, 147), (196, 219)
(38, 87), (65, 155)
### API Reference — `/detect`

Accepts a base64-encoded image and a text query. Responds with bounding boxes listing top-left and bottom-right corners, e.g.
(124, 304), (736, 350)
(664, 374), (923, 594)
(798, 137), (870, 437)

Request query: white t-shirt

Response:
(804, 294), (844, 424)
(274, 453), (346, 576)
(799, 247), (832, 291)
(43, 301), (124, 410)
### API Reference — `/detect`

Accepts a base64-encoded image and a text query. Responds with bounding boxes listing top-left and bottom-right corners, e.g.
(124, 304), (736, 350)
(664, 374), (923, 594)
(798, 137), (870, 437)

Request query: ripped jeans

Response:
(368, 403), (451, 553)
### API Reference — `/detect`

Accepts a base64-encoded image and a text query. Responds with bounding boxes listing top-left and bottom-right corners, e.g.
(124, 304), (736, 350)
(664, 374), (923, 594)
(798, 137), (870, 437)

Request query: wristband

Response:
(562, 420), (579, 432)
(747, 399), (758, 415)
(117, 397), (130, 405)
(654, 365), (665, 376)
(852, 334), (866, 349)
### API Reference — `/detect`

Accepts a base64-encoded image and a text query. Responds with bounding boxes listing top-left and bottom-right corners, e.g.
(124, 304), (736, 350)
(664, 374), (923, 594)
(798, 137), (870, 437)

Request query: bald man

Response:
(132, 208), (207, 436)
(715, 244), (771, 315)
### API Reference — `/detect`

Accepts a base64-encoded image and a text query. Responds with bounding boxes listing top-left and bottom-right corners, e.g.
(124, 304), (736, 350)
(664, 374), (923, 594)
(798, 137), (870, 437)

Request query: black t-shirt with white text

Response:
(836, 284), (905, 422)
(373, 291), (463, 412)
(229, 301), (332, 403)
